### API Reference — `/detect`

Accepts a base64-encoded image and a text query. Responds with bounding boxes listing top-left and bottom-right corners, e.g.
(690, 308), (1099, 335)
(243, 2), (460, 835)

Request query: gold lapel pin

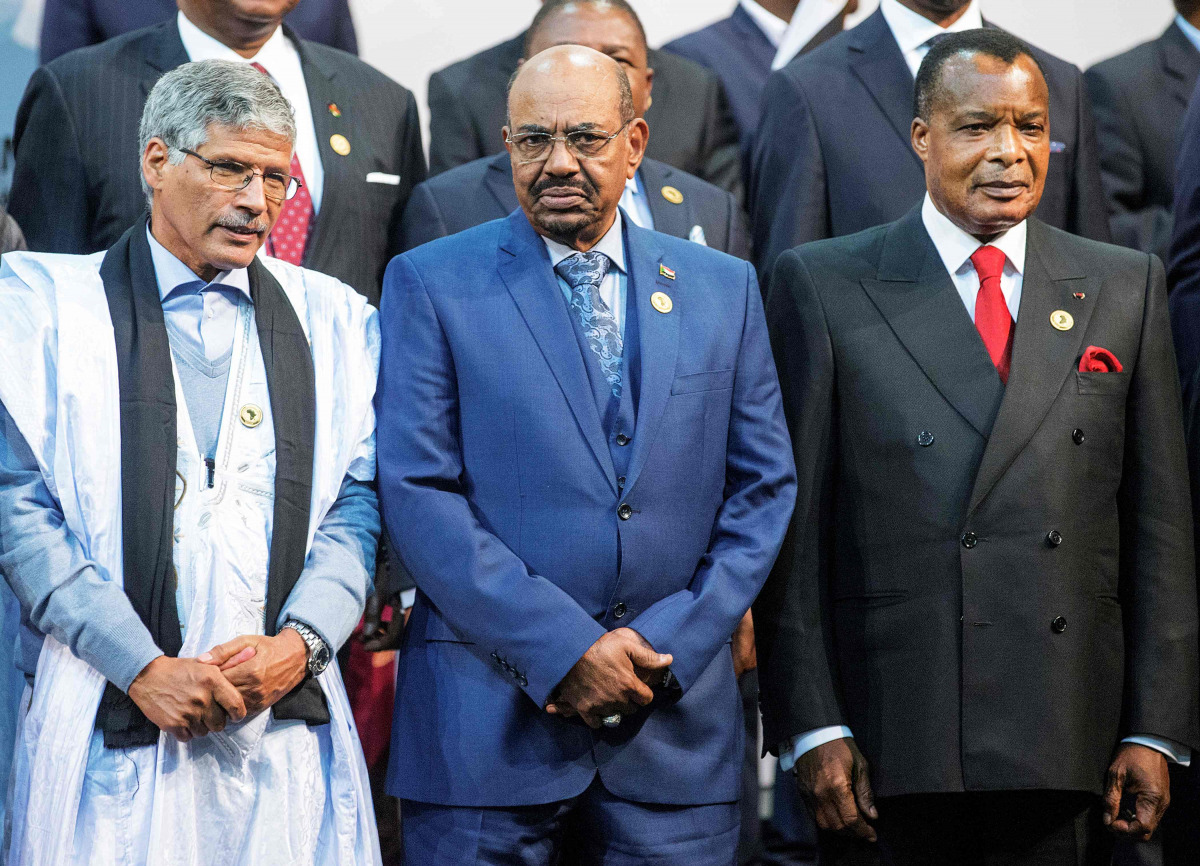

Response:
(328, 102), (342, 117)
(661, 186), (684, 205)
(330, 133), (351, 156)
(1050, 310), (1074, 332)
(240, 404), (264, 428)
(651, 291), (673, 314)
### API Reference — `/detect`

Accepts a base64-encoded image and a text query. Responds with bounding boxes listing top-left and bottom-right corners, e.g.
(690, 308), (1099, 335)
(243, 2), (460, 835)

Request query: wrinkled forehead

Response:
(509, 62), (625, 132)
(936, 53), (1049, 116)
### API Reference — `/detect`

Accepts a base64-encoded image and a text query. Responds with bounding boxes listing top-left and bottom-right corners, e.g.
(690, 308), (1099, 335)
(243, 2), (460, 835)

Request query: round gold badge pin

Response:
(240, 404), (264, 428)
(661, 186), (684, 205)
(651, 291), (673, 314)
(330, 134), (351, 156)
(1050, 310), (1074, 332)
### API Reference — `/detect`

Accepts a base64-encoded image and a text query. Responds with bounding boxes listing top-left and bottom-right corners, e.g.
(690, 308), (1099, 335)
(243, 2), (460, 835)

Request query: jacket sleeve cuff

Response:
(1122, 734), (1192, 766)
(779, 725), (854, 772)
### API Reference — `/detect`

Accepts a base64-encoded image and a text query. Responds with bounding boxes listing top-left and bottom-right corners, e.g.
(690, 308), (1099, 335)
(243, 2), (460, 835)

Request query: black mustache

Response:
(530, 177), (596, 198)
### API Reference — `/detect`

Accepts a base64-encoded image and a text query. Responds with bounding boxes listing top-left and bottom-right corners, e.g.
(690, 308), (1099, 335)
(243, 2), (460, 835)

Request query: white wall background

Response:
(351, 0), (1178, 141)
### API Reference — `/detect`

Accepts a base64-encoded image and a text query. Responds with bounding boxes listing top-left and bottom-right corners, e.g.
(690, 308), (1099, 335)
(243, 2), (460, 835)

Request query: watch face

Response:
(310, 643), (332, 674)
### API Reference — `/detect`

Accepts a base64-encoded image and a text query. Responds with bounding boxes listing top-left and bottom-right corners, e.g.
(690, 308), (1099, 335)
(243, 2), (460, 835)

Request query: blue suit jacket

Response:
(662, 5), (777, 152)
(38, 0), (357, 63)
(377, 210), (796, 807)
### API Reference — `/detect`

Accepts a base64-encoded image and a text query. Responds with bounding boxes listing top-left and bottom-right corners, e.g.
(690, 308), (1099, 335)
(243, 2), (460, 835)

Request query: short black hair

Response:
(524, 0), (648, 58)
(1177, 0), (1200, 18)
(914, 29), (1047, 121)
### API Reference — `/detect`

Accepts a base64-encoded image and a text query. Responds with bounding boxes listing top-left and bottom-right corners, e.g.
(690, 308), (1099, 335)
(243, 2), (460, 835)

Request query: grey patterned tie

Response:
(555, 251), (623, 399)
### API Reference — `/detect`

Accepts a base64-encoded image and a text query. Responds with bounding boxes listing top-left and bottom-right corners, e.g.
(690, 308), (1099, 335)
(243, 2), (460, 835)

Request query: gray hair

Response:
(138, 59), (297, 205)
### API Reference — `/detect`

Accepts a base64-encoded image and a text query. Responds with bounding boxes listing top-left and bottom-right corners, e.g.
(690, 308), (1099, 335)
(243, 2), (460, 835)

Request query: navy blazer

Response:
(377, 210), (795, 806)
(397, 152), (750, 260)
(39, 0), (358, 63)
(749, 9), (1110, 279)
(662, 5), (777, 152)
(1086, 22), (1200, 259)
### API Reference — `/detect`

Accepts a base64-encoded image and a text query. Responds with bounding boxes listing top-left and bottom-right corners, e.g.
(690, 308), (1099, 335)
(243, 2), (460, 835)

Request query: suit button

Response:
(518, 675), (528, 687)
(491, 652), (501, 662)
(618, 503), (633, 520)
(617, 476), (626, 489)
(917, 431), (935, 447)
(961, 531), (978, 549)
(1072, 428), (1085, 445)
(616, 433), (630, 446)
(1046, 530), (1063, 547)
(1051, 616), (1068, 634)
(613, 602), (627, 619)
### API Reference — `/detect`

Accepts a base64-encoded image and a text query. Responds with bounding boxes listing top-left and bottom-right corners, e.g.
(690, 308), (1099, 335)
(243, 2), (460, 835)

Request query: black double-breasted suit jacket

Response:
(757, 206), (1200, 797)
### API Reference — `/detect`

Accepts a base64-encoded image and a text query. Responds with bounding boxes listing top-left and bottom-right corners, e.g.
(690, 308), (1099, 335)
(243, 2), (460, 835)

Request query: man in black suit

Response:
(749, 0), (1109, 280)
(1085, 2), (1200, 261)
(426, 0), (742, 200)
(39, 0), (359, 63)
(10, 0), (423, 306)
(759, 29), (1198, 866)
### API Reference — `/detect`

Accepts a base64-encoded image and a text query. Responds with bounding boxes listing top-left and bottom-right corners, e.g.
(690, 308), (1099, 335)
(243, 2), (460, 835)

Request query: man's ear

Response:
(626, 117), (649, 179)
(911, 117), (930, 165)
(142, 137), (171, 194)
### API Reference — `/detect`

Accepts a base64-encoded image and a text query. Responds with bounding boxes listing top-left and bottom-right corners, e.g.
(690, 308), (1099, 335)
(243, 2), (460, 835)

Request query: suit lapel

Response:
(621, 221), (679, 496)
(967, 220), (1094, 513)
(848, 10), (921, 166)
(486, 153), (521, 215)
(640, 160), (692, 240)
(295, 33), (349, 269)
(141, 21), (189, 95)
(861, 209), (1005, 439)
(1161, 23), (1200, 108)
(498, 212), (618, 491)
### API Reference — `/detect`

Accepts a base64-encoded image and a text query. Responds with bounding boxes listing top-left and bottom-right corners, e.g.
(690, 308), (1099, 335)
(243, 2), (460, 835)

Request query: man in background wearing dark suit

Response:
(10, 0), (423, 307)
(426, 0), (742, 200)
(1085, 1), (1200, 260)
(39, 0), (359, 62)
(759, 29), (1198, 866)
(399, 7), (749, 260)
(662, 0), (856, 154)
(749, 0), (1109, 281)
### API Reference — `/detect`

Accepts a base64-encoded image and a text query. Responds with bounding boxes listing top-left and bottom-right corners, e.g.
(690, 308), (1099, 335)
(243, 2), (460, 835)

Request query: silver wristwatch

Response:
(284, 620), (332, 675)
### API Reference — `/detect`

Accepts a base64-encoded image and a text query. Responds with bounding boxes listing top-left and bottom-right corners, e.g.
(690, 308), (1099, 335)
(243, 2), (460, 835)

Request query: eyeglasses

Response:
(178, 148), (303, 202)
(505, 119), (633, 164)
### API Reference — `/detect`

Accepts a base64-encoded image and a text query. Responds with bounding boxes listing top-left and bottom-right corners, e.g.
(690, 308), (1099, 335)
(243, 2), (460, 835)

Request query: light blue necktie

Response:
(555, 252), (623, 399)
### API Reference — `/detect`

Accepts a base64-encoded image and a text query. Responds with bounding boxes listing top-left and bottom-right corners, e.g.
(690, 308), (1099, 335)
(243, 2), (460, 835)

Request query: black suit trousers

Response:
(818, 792), (1114, 866)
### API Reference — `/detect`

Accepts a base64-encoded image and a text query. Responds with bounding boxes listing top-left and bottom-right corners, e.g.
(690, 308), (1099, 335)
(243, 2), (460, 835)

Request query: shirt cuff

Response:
(779, 725), (854, 772)
(1122, 735), (1192, 766)
(399, 588), (416, 610)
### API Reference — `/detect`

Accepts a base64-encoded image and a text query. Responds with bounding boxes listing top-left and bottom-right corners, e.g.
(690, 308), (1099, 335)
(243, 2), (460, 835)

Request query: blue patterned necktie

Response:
(555, 251), (623, 399)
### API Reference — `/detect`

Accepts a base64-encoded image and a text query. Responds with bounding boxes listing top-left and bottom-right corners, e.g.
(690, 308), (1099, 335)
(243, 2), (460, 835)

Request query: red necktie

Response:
(249, 61), (312, 265)
(970, 245), (1014, 384)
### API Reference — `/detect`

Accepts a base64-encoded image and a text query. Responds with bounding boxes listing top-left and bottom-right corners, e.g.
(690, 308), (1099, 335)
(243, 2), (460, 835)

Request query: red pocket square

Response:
(1079, 346), (1122, 373)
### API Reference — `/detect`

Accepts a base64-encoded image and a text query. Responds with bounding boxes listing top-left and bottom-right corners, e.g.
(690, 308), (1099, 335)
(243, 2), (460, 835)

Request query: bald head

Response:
(504, 45), (648, 250)
(508, 45), (634, 130)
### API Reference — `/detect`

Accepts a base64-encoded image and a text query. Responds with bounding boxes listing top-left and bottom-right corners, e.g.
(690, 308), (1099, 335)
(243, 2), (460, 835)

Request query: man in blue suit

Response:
(377, 44), (796, 864)
(39, 0), (358, 62)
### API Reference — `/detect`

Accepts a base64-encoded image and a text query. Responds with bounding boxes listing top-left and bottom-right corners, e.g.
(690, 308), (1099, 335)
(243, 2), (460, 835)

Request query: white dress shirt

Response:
(1177, 13), (1200, 54)
(878, 0), (984, 78)
(177, 10), (324, 212)
(922, 193), (1025, 323)
(740, 0), (791, 48)
(781, 195), (1191, 771)
(543, 210), (628, 337)
(620, 173), (655, 231)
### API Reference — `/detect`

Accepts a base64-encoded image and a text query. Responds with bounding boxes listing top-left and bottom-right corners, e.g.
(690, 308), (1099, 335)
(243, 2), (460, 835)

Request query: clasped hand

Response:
(126, 629), (309, 742)
(545, 628), (673, 729)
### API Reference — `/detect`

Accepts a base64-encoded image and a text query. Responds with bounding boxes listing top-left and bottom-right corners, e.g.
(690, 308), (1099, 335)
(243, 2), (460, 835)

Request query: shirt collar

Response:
(145, 224), (252, 302)
(542, 209), (627, 274)
(177, 9), (292, 69)
(879, 0), (984, 57)
(1177, 14), (1200, 55)
(625, 174), (642, 199)
(921, 193), (1027, 278)
(740, 0), (791, 48)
